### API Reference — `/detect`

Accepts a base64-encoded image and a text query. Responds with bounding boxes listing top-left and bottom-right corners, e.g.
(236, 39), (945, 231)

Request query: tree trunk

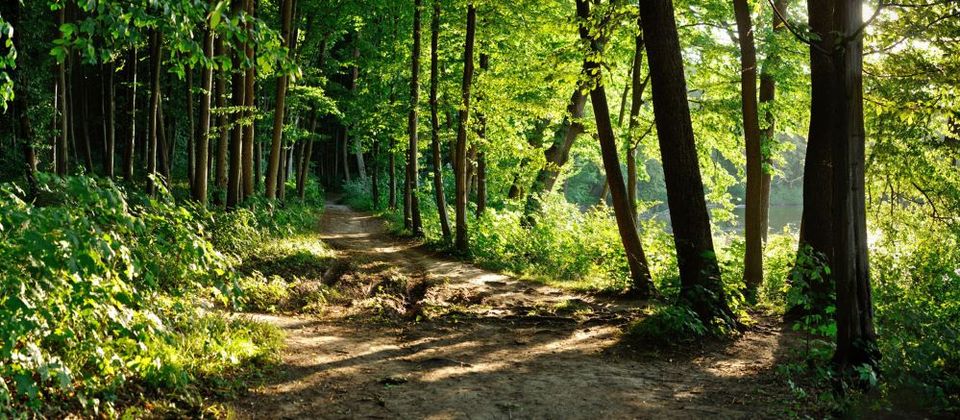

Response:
(187, 67), (196, 188)
(242, 0), (257, 199)
(123, 48), (137, 180)
(576, 0), (654, 297)
(215, 37), (229, 205)
(389, 137), (397, 209)
(266, 0), (295, 199)
(523, 89), (587, 217)
(475, 53), (489, 217)
(407, 0), (424, 236)
(56, 6), (69, 176)
(226, 0), (245, 209)
(758, 0), (787, 243)
(639, 0), (736, 325)
(430, 0), (452, 241)
(104, 62), (116, 177)
(78, 65), (94, 173)
(298, 113), (317, 199)
(734, 0), (764, 300)
(371, 138), (381, 207)
(146, 31), (163, 195)
(626, 28), (649, 222)
(193, 26), (215, 206)
(454, 3), (477, 252)
(342, 128), (352, 182)
(823, 0), (879, 376)
(791, 0), (837, 316)
(7, 0), (37, 192)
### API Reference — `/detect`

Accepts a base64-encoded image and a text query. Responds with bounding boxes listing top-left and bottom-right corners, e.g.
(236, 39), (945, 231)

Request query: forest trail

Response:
(232, 203), (793, 419)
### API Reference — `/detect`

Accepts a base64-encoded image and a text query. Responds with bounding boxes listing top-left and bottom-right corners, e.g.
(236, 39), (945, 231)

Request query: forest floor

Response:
(229, 201), (801, 419)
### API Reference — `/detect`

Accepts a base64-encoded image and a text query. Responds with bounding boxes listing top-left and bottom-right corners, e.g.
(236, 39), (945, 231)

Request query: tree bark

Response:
(824, 0), (879, 375)
(226, 0), (245, 209)
(56, 6), (69, 176)
(104, 62), (116, 178)
(146, 31), (163, 195)
(576, 0), (654, 297)
(475, 53), (490, 217)
(122, 48), (137, 180)
(639, 0), (735, 324)
(266, 0), (295, 199)
(430, 0), (452, 241)
(389, 136), (397, 209)
(758, 0), (788, 243)
(187, 67), (196, 188)
(193, 26), (215, 206)
(734, 0), (764, 300)
(454, 3), (477, 252)
(407, 0), (424, 236)
(214, 37), (229, 205)
(626, 28), (649, 223)
(241, 0), (257, 199)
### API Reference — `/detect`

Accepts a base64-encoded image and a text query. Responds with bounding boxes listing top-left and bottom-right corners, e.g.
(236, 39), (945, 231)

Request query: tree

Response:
(575, 0), (655, 298)
(454, 2), (477, 252)
(145, 30), (163, 195)
(226, 0), (246, 209)
(406, 0), (424, 236)
(733, 0), (763, 300)
(192, 20), (215, 205)
(758, 0), (788, 243)
(266, 0), (296, 200)
(639, 0), (736, 326)
(429, 0), (452, 242)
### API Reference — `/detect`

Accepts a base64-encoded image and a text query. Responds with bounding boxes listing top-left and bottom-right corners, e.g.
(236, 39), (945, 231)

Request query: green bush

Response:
(0, 175), (281, 416)
(625, 304), (708, 346)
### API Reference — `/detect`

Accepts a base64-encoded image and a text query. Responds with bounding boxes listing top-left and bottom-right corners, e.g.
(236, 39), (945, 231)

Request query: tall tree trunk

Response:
(791, 0), (837, 316)
(226, 0), (245, 209)
(639, 0), (736, 325)
(758, 0), (787, 243)
(104, 62), (116, 177)
(406, 0), (424, 236)
(146, 31), (163, 195)
(475, 53), (489, 217)
(389, 137), (397, 209)
(187, 67), (196, 188)
(734, 0), (764, 300)
(454, 3), (477, 252)
(351, 35), (366, 180)
(123, 48), (137, 180)
(626, 28), (649, 222)
(214, 37), (229, 205)
(242, 0), (257, 199)
(576, 0), (654, 297)
(56, 6), (69, 176)
(266, 0), (294, 199)
(193, 27), (215, 206)
(824, 0), (879, 376)
(430, 0), (452, 241)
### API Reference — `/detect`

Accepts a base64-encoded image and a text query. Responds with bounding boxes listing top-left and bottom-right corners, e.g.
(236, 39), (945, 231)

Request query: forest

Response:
(0, 0), (958, 417)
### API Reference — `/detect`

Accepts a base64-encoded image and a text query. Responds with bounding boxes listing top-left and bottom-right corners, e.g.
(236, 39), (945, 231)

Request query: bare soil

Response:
(231, 203), (797, 419)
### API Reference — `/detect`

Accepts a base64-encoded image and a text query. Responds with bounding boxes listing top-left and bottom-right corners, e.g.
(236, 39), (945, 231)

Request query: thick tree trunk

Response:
(454, 3), (477, 252)
(123, 48), (137, 180)
(146, 31), (163, 195)
(791, 0), (838, 316)
(407, 0), (424, 236)
(430, 0), (452, 241)
(226, 0), (245, 209)
(639, 0), (735, 325)
(758, 0), (788, 243)
(576, 0), (654, 297)
(266, 0), (295, 199)
(824, 0), (879, 376)
(734, 0), (764, 300)
(193, 27), (215, 206)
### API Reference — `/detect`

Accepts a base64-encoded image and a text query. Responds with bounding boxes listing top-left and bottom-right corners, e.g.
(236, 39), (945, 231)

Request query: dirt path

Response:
(232, 203), (794, 419)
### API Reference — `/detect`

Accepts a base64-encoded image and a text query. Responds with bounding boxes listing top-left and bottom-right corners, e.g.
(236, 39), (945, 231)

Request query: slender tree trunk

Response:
(430, 0), (452, 241)
(193, 27), (215, 205)
(475, 53), (489, 217)
(407, 0), (424, 235)
(626, 29), (649, 222)
(576, 0), (654, 297)
(351, 35), (366, 180)
(758, 0), (787, 243)
(78, 66), (94, 173)
(371, 138), (381, 207)
(824, 0), (879, 376)
(56, 6), (69, 176)
(523, 89), (587, 218)
(266, 0), (294, 199)
(226, 0), (245, 209)
(242, 0), (257, 199)
(639, 0), (736, 325)
(389, 137), (397, 209)
(146, 31), (163, 195)
(158, 95), (171, 182)
(7, 0), (37, 192)
(123, 48), (137, 180)
(215, 37), (229, 205)
(104, 62), (116, 177)
(734, 0), (764, 300)
(342, 128), (352, 182)
(187, 67), (196, 188)
(454, 3), (477, 252)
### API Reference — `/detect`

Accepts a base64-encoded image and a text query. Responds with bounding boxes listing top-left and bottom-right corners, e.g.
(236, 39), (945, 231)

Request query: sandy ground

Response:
(231, 203), (794, 419)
